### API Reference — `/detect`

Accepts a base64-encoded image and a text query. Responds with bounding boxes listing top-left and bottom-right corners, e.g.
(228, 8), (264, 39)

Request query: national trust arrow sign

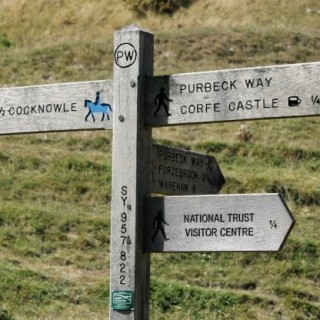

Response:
(0, 80), (113, 134)
(151, 144), (225, 195)
(146, 62), (320, 127)
(143, 193), (295, 252)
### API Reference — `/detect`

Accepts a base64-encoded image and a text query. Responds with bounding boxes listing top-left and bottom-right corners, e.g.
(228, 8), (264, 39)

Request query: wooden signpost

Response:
(143, 194), (294, 252)
(151, 144), (225, 195)
(107, 26), (297, 319)
(4, 24), (320, 320)
(109, 25), (153, 320)
(0, 80), (113, 134)
(146, 62), (320, 127)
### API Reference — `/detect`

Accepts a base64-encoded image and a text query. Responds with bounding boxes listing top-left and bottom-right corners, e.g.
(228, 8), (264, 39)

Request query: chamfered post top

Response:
(116, 24), (152, 35)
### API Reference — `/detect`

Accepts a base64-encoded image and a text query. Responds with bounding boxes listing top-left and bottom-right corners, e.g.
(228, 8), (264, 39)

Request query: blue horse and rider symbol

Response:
(84, 91), (112, 122)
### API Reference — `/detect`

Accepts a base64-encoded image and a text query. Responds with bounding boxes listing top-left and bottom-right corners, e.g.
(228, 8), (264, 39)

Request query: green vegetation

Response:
(0, 0), (319, 319)
(123, 0), (195, 16)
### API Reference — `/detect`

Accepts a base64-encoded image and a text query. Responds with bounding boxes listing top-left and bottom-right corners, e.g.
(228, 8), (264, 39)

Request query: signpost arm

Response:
(110, 25), (154, 319)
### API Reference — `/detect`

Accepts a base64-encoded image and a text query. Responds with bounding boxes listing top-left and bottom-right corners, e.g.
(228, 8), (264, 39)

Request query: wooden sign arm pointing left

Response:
(0, 80), (113, 135)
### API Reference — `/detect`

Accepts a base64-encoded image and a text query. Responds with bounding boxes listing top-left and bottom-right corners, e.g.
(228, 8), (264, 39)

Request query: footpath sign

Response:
(0, 80), (113, 134)
(151, 144), (225, 195)
(143, 194), (294, 252)
(146, 62), (320, 127)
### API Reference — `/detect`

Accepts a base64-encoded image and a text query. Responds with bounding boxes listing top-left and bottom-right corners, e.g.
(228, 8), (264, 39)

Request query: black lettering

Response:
(265, 77), (272, 87)
(205, 83), (211, 92)
(272, 98), (279, 108)
(196, 83), (203, 92)
(121, 186), (128, 206)
(23, 106), (30, 115)
(120, 263), (125, 273)
(53, 104), (63, 112)
(213, 102), (220, 112)
(181, 105), (187, 114)
(228, 102), (235, 111)
(256, 78), (263, 87)
(63, 103), (69, 112)
(31, 105), (37, 114)
(230, 80), (237, 90)
(46, 104), (52, 112)
(116, 51), (124, 61)
(197, 104), (204, 113)
(237, 101), (244, 110)
(38, 104), (45, 113)
(245, 79), (255, 88)
(124, 50), (135, 61)
(221, 81), (228, 90)
(180, 103), (220, 114)
(311, 95), (320, 105)
(180, 84), (186, 93)
(245, 100), (253, 109)
(229, 99), (278, 111)
(121, 186), (128, 196)
(185, 227), (218, 237)
(189, 84), (195, 93)
(121, 196), (127, 206)
(220, 227), (254, 237)
(227, 213), (255, 222)
(16, 106), (22, 115)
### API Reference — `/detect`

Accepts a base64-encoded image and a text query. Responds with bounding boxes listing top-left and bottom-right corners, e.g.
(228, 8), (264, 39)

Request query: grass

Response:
(0, 0), (320, 319)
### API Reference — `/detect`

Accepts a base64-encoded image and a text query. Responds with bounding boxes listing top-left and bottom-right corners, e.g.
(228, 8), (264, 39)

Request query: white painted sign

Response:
(143, 194), (294, 252)
(0, 80), (113, 134)
(151, 144), (225, 195)
(146, 62), (320, 127)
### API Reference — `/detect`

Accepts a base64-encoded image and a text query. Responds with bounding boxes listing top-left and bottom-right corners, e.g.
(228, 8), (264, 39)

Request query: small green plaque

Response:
(112, 290), (134, 311)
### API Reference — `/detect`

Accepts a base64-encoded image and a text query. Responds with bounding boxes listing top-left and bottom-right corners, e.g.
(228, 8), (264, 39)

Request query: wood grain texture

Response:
(144, 194), (295, 252)
(109, 25), (153, 319)
(146, 62), (320, 127)
(151, 144), (225, 195)
(0, 80), (113, 134)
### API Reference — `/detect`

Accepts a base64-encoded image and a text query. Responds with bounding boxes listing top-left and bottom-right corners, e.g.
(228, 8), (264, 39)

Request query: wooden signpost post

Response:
(109, 25), (153, 319)
(3, 24), (320, 320)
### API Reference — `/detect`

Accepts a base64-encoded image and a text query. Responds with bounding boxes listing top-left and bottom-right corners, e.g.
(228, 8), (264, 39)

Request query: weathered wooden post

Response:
(109, 25), (154, 319)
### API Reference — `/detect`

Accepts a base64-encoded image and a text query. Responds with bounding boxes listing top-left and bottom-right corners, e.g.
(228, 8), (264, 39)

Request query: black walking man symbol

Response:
(152, 210), (170, 242)
(154, 87), (172, 117)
